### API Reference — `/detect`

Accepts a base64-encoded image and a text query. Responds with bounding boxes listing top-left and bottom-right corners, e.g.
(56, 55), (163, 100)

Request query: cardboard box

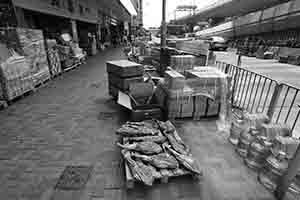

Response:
(164, 70), (185, 90)
(117, 91), (163, 121)
(108, 73), (143, 91)
(170, 55), (194, 73)
(106, 60), (144, 78)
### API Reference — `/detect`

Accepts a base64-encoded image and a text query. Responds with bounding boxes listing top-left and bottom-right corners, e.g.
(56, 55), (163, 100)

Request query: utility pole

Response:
(159, 0), (168, 75)
(161, 0), (167, 49)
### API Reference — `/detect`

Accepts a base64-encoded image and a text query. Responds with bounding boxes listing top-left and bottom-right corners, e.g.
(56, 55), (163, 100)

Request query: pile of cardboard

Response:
(175, 40), (210, 66)
(155, 67), (231, 120)
(170, 55), (195, 74)
(106, 60), (144, 99)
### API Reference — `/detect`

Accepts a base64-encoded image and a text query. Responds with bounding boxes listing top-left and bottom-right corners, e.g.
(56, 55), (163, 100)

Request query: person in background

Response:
(123, 30), (128, 45)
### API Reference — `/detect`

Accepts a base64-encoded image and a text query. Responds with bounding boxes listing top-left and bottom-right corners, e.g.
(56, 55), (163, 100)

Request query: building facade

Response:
(1, 0), (138, 47)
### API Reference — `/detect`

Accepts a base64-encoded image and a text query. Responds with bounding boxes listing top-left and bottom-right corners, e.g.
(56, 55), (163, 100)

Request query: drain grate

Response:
(55, 165), (93, 190)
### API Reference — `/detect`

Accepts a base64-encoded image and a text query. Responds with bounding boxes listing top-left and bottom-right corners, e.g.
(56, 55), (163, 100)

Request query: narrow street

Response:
(0, 48), (296, 200)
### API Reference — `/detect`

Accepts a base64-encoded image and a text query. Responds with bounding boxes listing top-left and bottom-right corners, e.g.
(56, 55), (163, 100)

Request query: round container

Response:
(258, 151), (288, 191)
(244, 137), (272, 170)
(229, 119), (247, 146)
(289, 178), (300, 197)
(236, 130), (255, 158)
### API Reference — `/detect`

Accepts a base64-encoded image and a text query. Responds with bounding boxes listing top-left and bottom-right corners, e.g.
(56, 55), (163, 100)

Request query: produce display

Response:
(117, 120), (202, 186)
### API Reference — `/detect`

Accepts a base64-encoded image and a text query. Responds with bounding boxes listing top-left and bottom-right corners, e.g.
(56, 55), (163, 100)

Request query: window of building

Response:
(51, 0), (60, 7)
(67, 0), (74, 13)
(79, 4), (84, 15)
(85, 7), (90, 14)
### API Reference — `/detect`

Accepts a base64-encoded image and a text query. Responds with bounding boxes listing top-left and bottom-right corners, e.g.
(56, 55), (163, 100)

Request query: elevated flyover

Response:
(175, 0), (290, 24)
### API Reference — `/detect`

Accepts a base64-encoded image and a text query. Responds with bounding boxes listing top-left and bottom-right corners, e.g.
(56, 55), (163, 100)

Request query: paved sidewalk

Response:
(0, 48), (296, 200)
(0, 48), (128, 200)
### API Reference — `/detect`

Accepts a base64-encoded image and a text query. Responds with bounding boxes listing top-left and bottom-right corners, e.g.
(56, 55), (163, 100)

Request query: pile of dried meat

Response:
(116, 120), (202, 186)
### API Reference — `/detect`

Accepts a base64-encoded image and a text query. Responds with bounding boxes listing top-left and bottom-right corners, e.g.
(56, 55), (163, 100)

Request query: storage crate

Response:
(106, 60), (144, 78)
(108, 73), (143, 91)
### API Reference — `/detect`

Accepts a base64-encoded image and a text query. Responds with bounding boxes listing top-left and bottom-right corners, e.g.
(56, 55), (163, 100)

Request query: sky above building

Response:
(143, 0), (219, 28)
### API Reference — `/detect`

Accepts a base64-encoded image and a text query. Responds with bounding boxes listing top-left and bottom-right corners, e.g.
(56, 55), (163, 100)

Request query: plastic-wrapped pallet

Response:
(0, 55), (34, 101)
(170, 55), (194, 73)
(15, 28), (50, 86)
(0, 28), (51, 86)
(154, 80), (194, 119)
(164, 70), (185, 90)
(185, 67), (232, 121)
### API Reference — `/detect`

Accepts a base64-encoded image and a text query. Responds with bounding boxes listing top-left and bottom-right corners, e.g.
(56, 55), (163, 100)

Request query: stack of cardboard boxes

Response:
(155, 67), (231, 120)
(106, 60), (144, 99)
(170, 55), (195, 74)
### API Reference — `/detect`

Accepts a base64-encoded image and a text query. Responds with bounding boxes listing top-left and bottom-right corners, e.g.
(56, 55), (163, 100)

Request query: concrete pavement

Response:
(0, 47), (297, 200)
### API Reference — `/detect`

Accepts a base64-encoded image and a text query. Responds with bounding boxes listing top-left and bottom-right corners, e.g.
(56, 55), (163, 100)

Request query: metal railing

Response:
(215, 61), (300, 134)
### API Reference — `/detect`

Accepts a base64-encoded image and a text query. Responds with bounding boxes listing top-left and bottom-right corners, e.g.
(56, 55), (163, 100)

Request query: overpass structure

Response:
(174, 0), (300, 42)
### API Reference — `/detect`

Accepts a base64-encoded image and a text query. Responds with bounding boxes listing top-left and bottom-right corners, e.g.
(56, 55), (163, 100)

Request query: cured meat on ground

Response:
(163, 130), (189, 155)
(132, 152), (179, 169)
(164, 144), (202, 175)
(127, 134), (166, 144)
(116, 121), (160, 137)
(117, 141), (163, 155)
(122, 150), (155, 186)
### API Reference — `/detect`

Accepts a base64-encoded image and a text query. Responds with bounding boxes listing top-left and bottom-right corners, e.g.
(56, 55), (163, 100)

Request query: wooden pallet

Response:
(63, 62), (81, 72)
(33, 77), (50, 91)
(122, 137), (202, 189)
(6, 88), (34, 105)
(51, 72), (63, 79)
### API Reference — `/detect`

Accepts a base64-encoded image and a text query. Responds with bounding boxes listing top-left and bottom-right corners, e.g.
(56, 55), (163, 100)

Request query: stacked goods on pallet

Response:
(0, 28), (51, 86)
(155, 70), (194, 119)
(155, 67), (232, 120)
(116, 120), (202, 188)
(106, 60), (144, 99)
(170, 55), (194, 74)
(0, 55), (34, 101)
(185, 67), (232, 120)
(14, 28), (50, 86)
(46, 39), (62, 77)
